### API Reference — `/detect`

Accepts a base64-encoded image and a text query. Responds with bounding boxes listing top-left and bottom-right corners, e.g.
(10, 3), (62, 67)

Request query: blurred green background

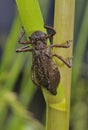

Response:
(0, 0), (88, 130)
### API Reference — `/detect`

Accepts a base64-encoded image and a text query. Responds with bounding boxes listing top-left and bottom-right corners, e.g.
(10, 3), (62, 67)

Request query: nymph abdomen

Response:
(34, 51), (60, 95)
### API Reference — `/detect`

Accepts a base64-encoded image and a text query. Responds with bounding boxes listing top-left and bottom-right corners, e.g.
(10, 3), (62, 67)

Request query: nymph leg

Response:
(44, 25), (56, 38)
(52, 54), (72, 68)
(50, 40), (72, 48)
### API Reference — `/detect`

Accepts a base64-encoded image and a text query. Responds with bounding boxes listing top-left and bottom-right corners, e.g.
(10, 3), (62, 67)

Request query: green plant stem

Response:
(16, 0), (46, 36)
(15, 0), (46, 128)
(43, 1), (75, 130)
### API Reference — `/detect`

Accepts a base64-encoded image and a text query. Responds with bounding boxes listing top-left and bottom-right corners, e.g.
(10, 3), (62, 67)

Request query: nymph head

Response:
(29, 31), (47, 49)
(29, 31), (47, 42)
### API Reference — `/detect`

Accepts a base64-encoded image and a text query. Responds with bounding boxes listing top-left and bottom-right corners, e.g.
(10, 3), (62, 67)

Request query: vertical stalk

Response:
(54, 0), (75, 118)
(43, 1), (75, 130)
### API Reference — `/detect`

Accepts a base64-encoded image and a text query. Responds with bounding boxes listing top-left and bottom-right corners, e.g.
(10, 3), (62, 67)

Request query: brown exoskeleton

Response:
(16, 25), (72, 95)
